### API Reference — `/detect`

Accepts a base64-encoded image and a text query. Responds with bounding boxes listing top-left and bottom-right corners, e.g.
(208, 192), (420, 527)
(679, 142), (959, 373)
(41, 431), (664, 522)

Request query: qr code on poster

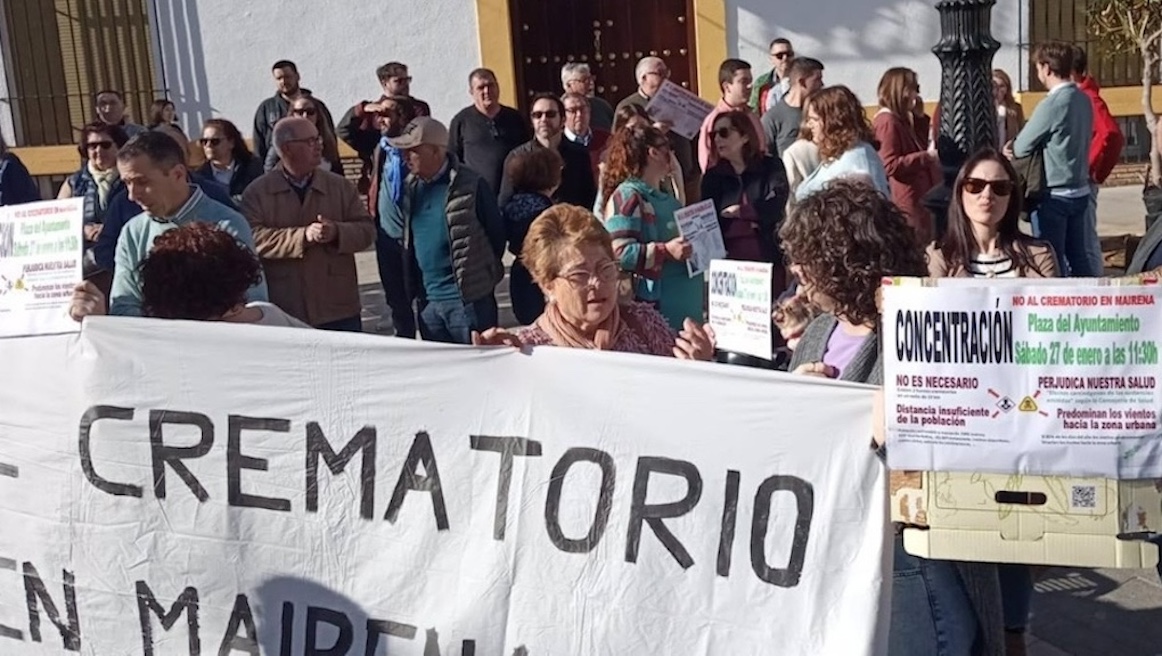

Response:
(1071, 485), (1097, 509)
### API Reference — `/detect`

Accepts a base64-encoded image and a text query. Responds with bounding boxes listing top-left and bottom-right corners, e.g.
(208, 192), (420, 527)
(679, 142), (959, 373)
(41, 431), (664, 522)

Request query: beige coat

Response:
(926, 241), (1059, 278)
(241, 167), (375, 326)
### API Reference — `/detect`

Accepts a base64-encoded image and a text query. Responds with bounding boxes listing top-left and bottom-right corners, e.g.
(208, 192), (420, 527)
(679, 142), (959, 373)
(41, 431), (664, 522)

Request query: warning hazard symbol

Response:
(1018, 396), (1038, 412)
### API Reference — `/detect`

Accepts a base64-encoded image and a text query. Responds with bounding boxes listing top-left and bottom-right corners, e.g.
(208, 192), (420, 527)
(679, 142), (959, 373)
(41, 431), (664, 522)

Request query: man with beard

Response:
(251, 60), (335, 162)
(339, 62), (431, 194)
(497, 93), (595, 208)
(367, 97), (422, 337)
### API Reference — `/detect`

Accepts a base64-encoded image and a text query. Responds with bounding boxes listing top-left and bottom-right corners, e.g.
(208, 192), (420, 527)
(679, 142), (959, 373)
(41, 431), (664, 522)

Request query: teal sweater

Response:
(109, 186), (268, 316)
(1012, 82), (1093, 190)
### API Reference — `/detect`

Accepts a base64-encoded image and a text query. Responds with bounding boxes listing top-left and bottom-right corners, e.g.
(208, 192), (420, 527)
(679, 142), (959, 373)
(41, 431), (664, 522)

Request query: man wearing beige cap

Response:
(390, 116), (506, 344)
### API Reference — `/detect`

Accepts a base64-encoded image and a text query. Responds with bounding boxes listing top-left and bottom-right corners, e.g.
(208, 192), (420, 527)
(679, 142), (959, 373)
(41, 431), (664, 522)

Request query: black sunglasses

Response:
(962, 178), (1014, 196)
(199, 137), (223, 146)
(86, 140), (114, 150)
(531, 110), (559, 120)
(713, 127), (734, 139)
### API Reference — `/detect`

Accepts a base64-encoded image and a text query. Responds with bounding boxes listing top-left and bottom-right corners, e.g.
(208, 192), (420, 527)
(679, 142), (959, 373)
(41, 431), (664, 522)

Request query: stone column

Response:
(923, 0), (1002, 239)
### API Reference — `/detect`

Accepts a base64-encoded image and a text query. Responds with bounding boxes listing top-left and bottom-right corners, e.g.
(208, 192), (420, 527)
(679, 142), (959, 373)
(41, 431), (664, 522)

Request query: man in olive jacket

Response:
(242, 117), (375, 331)
(389, 117), (505, 344)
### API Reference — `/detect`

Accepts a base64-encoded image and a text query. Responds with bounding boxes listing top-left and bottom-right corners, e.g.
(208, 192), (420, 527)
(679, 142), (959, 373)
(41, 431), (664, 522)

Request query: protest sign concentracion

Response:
(0, 199), (83, 338)
(0, 318), (890, 655)
(883, 279), (1162, 479)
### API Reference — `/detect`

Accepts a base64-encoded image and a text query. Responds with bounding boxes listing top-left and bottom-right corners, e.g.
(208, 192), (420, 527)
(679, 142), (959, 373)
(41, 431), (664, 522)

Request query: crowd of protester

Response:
(0, 33), (1150, 656)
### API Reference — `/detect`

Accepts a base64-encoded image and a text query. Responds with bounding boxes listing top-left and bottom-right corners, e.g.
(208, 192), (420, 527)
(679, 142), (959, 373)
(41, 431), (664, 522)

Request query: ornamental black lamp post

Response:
(923, 0), (1002, 239)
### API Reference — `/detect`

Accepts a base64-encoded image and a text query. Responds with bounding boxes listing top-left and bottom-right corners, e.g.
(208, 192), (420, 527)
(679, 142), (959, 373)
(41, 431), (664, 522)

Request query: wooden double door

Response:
(509, 0), (697, 111)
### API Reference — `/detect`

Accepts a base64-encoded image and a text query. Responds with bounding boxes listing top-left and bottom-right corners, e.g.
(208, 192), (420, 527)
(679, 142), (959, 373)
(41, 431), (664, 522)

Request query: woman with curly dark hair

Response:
(601, 124), (701, 330)
(784, 179), (1003, 656)
(198, 118), (265, 201)
(69, 222), (304, 327)
(794, 85), (890, 201)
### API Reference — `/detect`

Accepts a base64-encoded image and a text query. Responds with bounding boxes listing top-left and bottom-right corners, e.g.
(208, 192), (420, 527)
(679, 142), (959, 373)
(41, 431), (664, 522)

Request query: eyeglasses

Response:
(199, 137), (223, 146)
(287, 135), (323, 146)
(645, 69), (670, 79)
(559, 262), (620, 288)
(713, 127), (734, 139)
(291, 108), (317, 117)
(531, 110), (559, 120)
(962, 178), (1014, 196)
(86, 140), (114, 150)
(772, 51), (794, 60)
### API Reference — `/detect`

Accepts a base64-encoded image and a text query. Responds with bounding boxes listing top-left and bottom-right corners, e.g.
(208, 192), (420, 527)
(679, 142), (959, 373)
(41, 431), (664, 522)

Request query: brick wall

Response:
(1106, 162), (1149, 188)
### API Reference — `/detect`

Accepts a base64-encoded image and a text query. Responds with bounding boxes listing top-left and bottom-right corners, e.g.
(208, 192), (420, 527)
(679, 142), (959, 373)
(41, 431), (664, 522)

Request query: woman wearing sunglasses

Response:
(701, 110), (789, 265)
(927, 148), (1057, 656)
(927, 148), (1058, 278)
(198, 118), (265, 202)
(265, 97), (342, 174)
(58, 122), (130, 281)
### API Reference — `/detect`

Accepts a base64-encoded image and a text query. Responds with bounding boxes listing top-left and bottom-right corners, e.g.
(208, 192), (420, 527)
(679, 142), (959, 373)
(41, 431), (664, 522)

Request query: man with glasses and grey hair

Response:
(616, 56), (697, 197)
(561, 62), (614, 131)
(241, 116), (375, 331)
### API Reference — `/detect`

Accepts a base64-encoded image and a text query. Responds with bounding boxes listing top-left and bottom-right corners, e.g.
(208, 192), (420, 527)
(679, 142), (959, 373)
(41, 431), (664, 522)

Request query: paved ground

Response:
(353, 185), (1161, 655)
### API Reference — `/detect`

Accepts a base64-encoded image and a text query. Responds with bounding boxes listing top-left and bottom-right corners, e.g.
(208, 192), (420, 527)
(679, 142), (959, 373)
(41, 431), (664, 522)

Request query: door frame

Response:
(475, 0), (727, 107)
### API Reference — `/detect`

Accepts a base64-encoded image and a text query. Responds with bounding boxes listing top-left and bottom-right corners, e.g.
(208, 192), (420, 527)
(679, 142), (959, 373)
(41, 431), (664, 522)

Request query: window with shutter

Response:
(2, 0), (160, 147)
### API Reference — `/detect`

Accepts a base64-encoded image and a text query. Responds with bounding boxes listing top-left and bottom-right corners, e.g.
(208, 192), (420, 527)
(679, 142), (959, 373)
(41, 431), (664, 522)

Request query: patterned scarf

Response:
(87, 160), (119, 210)
(537, 299), (625, 350)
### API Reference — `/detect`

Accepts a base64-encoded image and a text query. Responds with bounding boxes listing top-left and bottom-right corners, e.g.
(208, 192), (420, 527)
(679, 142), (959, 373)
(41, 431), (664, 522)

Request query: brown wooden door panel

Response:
(594, 0), (695, 102)
(510, 0), (696, 112)
(511, 0), (598, 108)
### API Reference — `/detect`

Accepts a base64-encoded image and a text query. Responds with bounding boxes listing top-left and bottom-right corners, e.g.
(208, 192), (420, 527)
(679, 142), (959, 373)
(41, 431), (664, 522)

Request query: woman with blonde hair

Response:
(992, 69), (1025, 149)
(795, 85), (890, 200)
(600, 124), (701, 330)
(874, 67), (941, 244)
(266, 96), (343, 173)
(473, 204), (714, 358)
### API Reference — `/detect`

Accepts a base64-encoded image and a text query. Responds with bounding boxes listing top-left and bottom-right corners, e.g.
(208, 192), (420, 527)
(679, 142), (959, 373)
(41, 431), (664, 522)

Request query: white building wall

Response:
(729, 0), (1026, 105)
(150, 0), (482, 137)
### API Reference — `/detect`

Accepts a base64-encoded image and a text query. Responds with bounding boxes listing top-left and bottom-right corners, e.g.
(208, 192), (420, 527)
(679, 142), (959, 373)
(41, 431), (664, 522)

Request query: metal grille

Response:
(1024, 0), (1146, 91)
(2, 0), (161, 147)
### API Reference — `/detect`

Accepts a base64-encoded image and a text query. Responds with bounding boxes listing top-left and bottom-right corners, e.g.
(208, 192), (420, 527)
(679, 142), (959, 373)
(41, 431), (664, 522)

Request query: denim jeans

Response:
(889, 536), (979, 656)
(1031, 194), (1099, 277)
(418, 295), (498, 345)
(998, 563), (1034, 631)
(374, 232), (417, 339)
(316, 315), (363, 332)
(1082, 184), (1104, 275)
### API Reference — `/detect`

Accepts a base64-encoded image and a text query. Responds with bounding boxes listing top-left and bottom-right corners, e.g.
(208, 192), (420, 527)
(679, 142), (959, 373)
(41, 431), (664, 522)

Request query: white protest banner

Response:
(674, 199), (726, 278)
(708, 259), (773, 359)
(0, 199), (83, 338)
(645, 80), (715, 140)
(0, 318), (889, 655)
(882, 278), (1162, 479)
